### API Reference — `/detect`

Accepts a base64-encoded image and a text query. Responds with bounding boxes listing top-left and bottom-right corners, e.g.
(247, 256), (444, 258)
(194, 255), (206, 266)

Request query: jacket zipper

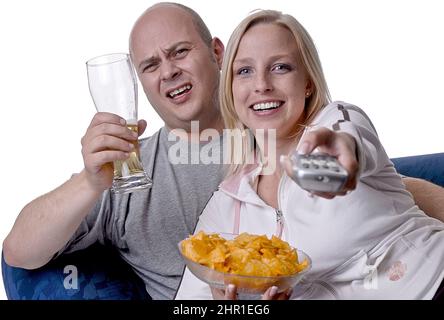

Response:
(275, 174), (286, 238)
(312, 280), (340, 299)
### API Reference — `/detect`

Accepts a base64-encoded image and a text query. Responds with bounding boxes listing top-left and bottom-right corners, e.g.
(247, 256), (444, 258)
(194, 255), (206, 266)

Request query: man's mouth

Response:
(167, 84), (192, 99)
(250, 101), (284, 111)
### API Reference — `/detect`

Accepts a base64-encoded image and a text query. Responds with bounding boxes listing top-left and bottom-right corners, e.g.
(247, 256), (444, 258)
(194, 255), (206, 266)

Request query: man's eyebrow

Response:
(138, 56), (159, 71)
(138, 41), (193, 71)
(164, 41), (193, 54)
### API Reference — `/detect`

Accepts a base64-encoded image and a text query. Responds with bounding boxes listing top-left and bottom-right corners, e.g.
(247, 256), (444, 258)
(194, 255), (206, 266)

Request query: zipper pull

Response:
(275, 209), (284, 238)
(276, 209), (283, 223)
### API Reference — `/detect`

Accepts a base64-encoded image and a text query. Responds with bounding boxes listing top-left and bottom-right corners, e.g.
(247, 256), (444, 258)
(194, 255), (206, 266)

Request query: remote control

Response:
(281, 153), (349, 193)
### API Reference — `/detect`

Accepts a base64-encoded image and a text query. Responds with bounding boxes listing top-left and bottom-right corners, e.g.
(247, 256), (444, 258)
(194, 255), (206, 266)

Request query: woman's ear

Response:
(211, 37), (225, 69)
(305, 79), (313, 97)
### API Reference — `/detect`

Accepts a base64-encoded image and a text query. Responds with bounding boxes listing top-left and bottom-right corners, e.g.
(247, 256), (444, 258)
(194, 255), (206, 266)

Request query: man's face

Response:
(130, 6), (223, 131)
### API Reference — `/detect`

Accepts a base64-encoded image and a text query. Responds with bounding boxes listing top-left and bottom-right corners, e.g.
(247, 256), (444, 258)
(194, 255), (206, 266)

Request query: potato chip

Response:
(181, 231), (308, 277)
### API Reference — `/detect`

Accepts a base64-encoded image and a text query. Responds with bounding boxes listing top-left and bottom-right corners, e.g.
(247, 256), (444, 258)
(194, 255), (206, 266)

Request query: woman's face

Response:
(232, 23), (309, 139)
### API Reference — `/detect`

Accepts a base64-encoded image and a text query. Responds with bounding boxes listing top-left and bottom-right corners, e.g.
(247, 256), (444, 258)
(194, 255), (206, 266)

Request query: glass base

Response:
(111, 172), (152, 194)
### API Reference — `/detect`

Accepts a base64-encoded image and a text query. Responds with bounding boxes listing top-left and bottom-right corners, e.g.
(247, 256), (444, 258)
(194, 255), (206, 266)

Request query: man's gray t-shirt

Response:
(59, 127), (224, 299)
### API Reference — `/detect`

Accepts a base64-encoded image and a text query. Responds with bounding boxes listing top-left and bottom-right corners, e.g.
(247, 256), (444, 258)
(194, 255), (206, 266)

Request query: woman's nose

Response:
(254, 73), (273, 93)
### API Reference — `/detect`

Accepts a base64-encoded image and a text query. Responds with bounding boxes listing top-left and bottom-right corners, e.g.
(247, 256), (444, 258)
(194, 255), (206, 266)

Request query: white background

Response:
(0, 0), (443, 299)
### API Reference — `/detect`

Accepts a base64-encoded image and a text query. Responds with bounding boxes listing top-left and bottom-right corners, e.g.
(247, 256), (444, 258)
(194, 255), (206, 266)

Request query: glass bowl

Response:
(178, 233), (311, 294)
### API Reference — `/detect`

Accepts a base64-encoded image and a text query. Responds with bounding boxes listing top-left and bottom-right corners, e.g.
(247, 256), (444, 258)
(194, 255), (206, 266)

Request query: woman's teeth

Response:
(252, 101), (282, 111)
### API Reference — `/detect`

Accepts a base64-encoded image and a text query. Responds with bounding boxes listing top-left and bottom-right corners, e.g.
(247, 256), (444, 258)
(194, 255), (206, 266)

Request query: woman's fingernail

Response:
(227, 284), (236, 294)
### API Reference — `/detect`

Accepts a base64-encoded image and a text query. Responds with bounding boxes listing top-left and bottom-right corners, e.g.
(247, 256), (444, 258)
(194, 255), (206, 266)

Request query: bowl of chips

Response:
(179, 231), (311, 294)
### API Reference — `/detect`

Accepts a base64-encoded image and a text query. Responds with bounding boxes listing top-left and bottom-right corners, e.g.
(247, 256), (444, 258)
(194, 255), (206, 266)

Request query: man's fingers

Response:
(82, 122), (138, 148)
(85, 135), (135, 154)
(138, 119), (147, 137)
(88, 112), (126, 129)
(84, 151), (129, 172)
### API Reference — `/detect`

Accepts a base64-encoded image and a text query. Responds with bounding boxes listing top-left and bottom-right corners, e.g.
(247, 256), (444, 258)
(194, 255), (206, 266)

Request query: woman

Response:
(175, 9), (444, 300)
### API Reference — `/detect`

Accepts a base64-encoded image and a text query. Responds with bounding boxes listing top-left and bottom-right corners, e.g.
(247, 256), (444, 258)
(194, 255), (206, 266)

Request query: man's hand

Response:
(297, 127), (359, 199)
(81, 112), (147, 192)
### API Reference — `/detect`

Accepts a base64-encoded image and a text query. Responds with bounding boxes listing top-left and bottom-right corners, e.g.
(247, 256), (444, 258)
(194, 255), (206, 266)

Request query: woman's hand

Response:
(211, 285), (292, 300)
(296, 127), (359, 199)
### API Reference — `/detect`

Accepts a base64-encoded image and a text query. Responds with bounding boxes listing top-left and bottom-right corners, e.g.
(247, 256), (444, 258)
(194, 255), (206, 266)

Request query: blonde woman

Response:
(175, 10), (444, 300)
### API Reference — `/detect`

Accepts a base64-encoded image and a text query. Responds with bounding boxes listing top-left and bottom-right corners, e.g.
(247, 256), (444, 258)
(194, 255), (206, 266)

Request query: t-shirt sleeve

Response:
(52, 190), (114, 259)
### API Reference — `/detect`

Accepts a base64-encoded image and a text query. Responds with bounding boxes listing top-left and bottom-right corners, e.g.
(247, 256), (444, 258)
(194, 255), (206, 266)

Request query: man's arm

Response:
(2, 113), (142, 270)
(404, 177), (444, 222)
(2, 171), (102, 269)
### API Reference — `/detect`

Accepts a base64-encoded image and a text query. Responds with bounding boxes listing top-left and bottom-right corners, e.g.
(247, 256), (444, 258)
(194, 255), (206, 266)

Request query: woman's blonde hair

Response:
(220, 9), (331, 177)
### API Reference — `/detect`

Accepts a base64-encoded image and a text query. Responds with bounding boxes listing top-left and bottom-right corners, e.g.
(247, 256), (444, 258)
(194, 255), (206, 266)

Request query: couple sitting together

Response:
(4, 2), (444, 300)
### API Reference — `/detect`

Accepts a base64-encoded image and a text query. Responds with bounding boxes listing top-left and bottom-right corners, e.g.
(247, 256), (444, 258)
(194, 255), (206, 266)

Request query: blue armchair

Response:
(2, 153), (443, 300)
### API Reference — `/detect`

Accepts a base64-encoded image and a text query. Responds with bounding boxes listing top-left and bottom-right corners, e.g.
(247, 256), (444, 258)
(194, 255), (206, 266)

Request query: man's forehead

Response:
(131, 11), (199, 58)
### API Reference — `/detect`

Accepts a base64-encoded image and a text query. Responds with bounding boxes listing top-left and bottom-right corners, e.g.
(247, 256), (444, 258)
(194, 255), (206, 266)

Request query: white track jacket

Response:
(176, 101), (444, 300)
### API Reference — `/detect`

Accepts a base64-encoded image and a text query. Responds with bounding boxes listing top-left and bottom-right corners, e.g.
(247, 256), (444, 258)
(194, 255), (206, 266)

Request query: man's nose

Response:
(254, 73), (273, 93)
(160, 60), (181, 82)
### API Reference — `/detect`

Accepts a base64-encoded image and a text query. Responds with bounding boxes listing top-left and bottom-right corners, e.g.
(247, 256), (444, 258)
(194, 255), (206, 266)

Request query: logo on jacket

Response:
(388, 260), (407, 281)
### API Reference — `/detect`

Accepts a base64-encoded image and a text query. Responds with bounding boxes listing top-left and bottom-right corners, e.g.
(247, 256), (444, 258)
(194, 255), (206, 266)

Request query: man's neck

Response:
(167, 117), (224, 141)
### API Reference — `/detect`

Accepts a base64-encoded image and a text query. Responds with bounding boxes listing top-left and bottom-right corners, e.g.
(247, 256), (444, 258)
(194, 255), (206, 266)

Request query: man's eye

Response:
(143, 64), (158, 73)
(174, 48), (189, 57)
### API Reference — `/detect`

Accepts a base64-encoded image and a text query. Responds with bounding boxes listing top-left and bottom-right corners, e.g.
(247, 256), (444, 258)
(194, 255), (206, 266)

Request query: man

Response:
(3, 2), (443, 300)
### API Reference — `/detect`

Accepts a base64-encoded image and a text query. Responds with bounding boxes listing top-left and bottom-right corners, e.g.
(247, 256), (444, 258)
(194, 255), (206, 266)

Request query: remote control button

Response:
(317, 175), (330, 183)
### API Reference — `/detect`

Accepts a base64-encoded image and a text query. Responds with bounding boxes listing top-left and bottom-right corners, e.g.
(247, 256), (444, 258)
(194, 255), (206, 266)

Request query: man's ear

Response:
(211, 37), (225, 69)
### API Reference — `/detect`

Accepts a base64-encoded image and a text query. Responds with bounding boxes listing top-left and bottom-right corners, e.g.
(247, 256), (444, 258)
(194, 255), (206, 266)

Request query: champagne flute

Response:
(86, 53), (152, 194)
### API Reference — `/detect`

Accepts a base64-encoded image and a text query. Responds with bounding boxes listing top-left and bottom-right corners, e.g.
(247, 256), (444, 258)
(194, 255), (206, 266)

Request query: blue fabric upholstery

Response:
(2, 153), (443, 300)
(2, 244), (150, 300)
(391, 153), (444, 187)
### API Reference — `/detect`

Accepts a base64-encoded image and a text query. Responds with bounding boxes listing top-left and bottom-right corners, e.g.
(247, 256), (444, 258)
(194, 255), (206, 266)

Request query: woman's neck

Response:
(258, 136), (297, 177)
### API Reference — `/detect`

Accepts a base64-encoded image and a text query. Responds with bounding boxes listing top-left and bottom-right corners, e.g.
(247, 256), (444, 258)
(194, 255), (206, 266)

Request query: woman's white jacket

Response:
(175, 101), (444, 300)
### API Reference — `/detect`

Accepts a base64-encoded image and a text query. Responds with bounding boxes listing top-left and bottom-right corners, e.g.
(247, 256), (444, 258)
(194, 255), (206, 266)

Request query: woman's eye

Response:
(272, 64), (292, 73)
(237, 67), (251, 75)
